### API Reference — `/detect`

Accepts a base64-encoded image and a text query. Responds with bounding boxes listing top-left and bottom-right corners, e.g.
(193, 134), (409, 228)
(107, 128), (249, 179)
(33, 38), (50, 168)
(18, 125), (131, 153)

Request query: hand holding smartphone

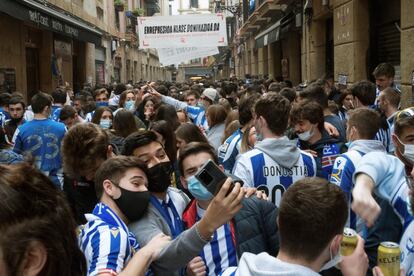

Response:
(195, 160), (243, 196)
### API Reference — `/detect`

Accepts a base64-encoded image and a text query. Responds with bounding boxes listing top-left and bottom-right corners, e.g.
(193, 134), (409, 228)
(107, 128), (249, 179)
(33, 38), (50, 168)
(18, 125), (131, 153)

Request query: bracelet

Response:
(195, 222), (213, 242)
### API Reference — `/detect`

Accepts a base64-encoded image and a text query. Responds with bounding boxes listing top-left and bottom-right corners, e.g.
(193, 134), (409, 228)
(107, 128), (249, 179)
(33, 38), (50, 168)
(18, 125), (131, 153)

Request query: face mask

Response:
(10, 117), (23, 124)
(113, 186), (151, 222)
(320, 246), (341, 271)
(198, 102), (205, 109)
(125, 100), (135, 111)
(255, 133), (264, 141)
(100, 119), (112, 129)
(96, 101), (109, 107)
(397, 136), (414, 164)
(148, 162), (172, 192)
(298, 126), (314, 141)
(187, 175), (214, 201)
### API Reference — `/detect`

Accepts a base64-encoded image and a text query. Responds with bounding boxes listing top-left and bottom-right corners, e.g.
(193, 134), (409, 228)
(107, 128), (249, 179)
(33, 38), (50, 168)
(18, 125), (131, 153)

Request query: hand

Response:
(198, 178), (245, 238)
(186, 256), (206, 276)
(243, 187), (268, 200)
(351, 174), (380, 227)
(303, 149), (318, 157)
(243, 187), (257, 198)
(372, 266), (405, 276)
(339, 235), (368, 276)
(324, 122), (339, 138)
(141, 233), (171, 262)
(149, 88), (162, 100)
(198, 126), (206, 134)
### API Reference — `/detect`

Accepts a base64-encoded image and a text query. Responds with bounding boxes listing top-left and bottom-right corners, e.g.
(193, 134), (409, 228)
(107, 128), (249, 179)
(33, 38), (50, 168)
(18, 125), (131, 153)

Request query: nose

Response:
(410, 167), (414, 179)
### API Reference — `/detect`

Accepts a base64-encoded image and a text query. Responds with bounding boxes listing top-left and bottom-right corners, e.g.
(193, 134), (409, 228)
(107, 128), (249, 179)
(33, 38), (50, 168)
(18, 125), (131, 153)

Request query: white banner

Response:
(138, 14), (228, 49)
(157, 47), (219, 65)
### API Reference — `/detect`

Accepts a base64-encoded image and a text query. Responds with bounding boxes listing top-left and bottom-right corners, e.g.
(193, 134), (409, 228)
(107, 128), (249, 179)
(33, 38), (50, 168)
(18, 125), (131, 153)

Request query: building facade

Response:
(0, 0), (171, 102)
(231, 0), (414, 106)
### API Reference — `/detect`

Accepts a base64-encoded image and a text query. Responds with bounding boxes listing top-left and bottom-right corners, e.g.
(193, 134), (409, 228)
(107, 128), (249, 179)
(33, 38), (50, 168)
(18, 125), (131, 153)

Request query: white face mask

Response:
(396, 136), (414, 164)
(298, 126), (314, 141)
(320, 246), (342, 272)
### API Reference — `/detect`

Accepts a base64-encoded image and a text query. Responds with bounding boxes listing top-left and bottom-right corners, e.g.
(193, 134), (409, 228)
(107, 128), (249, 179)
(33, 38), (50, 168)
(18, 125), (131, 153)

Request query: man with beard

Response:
(122, 130), (245, 276)
(4, 96), (26, 143)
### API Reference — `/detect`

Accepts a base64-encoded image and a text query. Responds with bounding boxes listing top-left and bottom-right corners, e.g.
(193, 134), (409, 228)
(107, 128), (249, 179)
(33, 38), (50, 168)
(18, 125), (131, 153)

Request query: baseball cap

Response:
(201, 88), (220, 104)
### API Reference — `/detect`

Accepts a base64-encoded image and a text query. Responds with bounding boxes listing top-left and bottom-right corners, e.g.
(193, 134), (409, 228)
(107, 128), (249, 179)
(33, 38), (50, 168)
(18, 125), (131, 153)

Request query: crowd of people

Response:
(0, 62), (412, 276)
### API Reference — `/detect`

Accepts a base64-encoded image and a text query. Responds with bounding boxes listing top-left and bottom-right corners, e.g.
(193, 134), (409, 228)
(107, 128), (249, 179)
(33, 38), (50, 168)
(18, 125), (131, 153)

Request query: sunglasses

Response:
(396, 108), (414, 122)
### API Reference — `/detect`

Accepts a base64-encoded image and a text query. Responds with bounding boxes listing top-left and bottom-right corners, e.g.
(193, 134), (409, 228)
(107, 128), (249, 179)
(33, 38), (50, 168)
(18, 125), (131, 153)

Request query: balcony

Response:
(238, 0), (286, 37)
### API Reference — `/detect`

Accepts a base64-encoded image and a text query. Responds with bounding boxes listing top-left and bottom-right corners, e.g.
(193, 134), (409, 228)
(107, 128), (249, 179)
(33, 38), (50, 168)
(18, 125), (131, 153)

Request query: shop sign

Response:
(28, 10), (80, 38)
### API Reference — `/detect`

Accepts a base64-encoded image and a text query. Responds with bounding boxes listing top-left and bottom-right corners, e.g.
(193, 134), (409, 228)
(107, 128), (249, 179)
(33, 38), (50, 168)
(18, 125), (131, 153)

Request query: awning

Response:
(254, 20), (281, 48)
(0, 0), (102, 45)
(254, 11), (295, 48)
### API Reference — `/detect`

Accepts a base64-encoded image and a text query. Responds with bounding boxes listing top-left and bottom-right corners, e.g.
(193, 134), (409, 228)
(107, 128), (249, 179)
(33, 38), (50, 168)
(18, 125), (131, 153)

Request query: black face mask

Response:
(113, 187), (151, 222)
(10, 117), (23, 125)
(148, 161), (173, 193)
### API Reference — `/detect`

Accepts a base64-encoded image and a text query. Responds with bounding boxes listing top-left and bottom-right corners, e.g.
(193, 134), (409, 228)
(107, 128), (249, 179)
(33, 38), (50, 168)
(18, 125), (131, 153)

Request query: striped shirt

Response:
(197, 205), (237, 276)
(330, 150), (365, 232)
(218, 129), (243, 173)
(79, 203), (140, 276)
(375, 126), (391, 153)
(162, 95), (209, 130)
(233, 148), (316, 207)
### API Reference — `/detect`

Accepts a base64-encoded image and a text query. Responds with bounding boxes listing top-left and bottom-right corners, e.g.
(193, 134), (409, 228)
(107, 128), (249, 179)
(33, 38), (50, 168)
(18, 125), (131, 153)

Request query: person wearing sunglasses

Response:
(351, 107), (414, 275)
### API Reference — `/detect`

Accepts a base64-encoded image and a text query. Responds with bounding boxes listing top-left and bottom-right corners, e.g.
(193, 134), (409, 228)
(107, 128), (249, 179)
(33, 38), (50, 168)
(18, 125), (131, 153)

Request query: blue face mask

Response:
(125, 100), (135, 111)
(100, 119), (112, 129)
(96, 101), (109, 107)
(187, 175), (213, 201)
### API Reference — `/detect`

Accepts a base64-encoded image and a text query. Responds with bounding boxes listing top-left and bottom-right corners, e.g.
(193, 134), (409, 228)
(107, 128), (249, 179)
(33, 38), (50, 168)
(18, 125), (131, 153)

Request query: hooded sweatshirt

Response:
(220, 252), (320, 276)
(298, 130), (346, 179)
(233, 136), (316, 207)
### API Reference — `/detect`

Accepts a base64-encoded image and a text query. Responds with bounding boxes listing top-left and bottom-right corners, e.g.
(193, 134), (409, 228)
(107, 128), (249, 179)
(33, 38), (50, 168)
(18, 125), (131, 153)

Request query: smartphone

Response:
(195, 159), (240, 196)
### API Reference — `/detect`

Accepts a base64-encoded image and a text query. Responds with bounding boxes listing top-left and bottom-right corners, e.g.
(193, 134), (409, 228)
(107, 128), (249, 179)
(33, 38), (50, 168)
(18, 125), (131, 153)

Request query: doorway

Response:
(26, 47), (39, 100)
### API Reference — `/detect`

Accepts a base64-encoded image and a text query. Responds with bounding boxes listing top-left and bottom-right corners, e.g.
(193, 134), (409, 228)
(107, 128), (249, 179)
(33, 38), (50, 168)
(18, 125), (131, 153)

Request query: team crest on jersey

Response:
(221, 143), (229, 152)
(330, 156), (347, 185)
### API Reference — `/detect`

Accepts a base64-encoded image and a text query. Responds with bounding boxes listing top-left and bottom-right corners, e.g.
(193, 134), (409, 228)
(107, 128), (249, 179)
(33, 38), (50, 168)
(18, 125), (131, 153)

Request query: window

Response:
(97, 7), (104, 21)
(115, 10), (120, 30)
(190, 0), (199, 8)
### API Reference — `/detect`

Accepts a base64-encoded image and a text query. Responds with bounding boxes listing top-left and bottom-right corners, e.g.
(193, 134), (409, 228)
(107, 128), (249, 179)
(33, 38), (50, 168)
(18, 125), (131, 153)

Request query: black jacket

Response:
(233, 196), (279, 257)
(183, 196), (279, 258)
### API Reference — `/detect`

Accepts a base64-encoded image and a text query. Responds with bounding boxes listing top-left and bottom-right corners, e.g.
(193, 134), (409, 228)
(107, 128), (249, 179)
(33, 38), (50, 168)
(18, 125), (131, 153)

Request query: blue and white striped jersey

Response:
(353, 151), (414, 275)
(162, 95), (209, 130)
(330, 150), (364, 232)
(233, 147), (316, 207)
(51, 105), (62, 122)
(197, 206), (237, 276)
(375, 126), (391, 153)
(85, 111), (94, 122)
(79, 203), (140, 276)
(218, 129), (243, 173)
(0, 110), (5, 127)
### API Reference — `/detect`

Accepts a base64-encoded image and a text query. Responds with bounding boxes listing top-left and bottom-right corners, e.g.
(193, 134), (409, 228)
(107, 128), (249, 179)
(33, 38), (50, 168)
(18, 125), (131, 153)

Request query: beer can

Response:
(340, 228), (358, 256)
(377, 241), (400, 276)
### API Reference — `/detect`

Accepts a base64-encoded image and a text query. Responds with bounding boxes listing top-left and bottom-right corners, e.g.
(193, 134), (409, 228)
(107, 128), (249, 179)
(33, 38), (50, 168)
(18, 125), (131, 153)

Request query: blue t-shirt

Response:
(13, 118), (66, 171)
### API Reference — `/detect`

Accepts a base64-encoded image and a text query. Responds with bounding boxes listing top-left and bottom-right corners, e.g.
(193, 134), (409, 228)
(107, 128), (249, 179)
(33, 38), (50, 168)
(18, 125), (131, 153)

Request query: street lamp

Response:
(214, 0), (241, 16)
